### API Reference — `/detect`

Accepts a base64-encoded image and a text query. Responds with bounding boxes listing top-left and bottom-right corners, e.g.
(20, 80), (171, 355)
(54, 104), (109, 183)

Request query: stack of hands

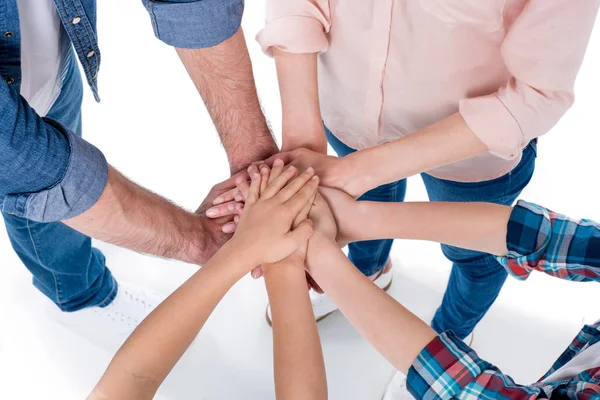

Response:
(206, 157), (356, 292)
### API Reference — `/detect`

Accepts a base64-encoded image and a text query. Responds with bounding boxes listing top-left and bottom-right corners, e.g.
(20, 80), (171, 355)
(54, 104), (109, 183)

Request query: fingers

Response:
(236, 176), (250, 201)
(206, 201), (243, 219)
(213, 187), (239, 206)
(261, 166), (299, 200)
(284, 219), (314, 250)
(222, 221), (236, 234)
(291, 184), (317, 229)
(268, 158), (285, 184)
(283, 176), (320, 221)
(259, 165), (270, 195)
(245, 165), (262, 205)
(251, 265), (264, 279)
(276, 167), (316, 203)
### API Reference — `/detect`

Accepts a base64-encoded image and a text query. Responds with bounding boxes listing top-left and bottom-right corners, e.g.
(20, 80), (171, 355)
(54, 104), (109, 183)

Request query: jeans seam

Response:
(26, 219), (63, 308)
(96, 278), (117, 308)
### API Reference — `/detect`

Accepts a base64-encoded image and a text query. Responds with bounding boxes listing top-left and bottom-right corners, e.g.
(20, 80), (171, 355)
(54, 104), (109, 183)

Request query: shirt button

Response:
(72, 16), (82, 24)
(3, 31), (13, 38)
(86, 50), (95, 58)
(5, 77), (15, 84)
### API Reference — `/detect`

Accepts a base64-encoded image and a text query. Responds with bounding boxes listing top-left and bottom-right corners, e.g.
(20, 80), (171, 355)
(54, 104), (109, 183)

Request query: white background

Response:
(1, 2), (600, 399)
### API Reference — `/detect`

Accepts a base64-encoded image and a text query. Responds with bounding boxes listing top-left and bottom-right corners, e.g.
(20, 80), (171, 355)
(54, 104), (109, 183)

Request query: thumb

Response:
(285, 219), (314, 248)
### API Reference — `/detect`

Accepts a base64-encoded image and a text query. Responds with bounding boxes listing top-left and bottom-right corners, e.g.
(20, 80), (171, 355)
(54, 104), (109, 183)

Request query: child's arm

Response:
(320, 187), (511, 256)
(88, 165), (319, 400)
(323, 187), (600, 283)
(264, 257), (327, 400)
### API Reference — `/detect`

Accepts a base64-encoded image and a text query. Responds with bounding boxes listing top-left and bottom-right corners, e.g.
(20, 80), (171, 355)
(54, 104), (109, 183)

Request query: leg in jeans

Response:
(2, 50), (116, 312)
(423, 141), (537, 338)
(326, 127), (407, 277)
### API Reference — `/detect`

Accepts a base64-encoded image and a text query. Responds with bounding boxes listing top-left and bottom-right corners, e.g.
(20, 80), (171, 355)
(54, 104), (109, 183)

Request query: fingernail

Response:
(236, 203), (243, 211)
(274, 159), (284, 166)
(235, 194), (243, 202)
(206, 208), (218, 217)
(251, 269), (259, 279)
(306, 167), (314, 173)
(227, 203), (234, 211)
(213, 197), (223, 205)
(223, 223), (235, 233)
(236, 177), (243, 185)
(260, 166), (269, 175)
(253, 173), (261, 180)
(311, 176), (319, 181)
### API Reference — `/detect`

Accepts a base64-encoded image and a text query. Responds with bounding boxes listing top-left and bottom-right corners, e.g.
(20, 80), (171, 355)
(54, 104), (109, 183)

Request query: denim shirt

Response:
(0, 0), (244, 222)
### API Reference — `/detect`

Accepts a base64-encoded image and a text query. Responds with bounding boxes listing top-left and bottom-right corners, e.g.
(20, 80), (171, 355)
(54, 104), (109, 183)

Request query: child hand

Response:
(230, 162), (319, 268)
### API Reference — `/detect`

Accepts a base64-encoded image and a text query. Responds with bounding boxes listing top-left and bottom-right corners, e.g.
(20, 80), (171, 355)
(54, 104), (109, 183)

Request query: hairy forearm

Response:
(344, 113), (487, 196)
(306, 235), (436, 374)
(264, 258), (327, 400)
(65, 166), (205, 264)
(177, 28), (278, 173)
(342, 201), (511, 256)
(273, 49), (326, 153)
(90, 243), (244, 399)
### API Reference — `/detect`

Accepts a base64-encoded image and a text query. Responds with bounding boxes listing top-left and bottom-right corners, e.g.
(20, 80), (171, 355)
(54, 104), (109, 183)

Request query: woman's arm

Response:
(89, 164), (319, 400)
(273, 50), (327, 153)
(264, 257), (327, 400)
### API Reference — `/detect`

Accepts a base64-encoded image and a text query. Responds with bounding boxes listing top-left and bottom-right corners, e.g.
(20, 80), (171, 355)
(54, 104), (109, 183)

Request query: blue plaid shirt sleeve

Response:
(498, 200), (600, 282)
(142, 0), (244, 48)
(406, 200), (600, 399)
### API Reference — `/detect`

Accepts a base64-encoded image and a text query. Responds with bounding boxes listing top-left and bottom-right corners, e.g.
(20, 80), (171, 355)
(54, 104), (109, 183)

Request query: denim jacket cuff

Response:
(1, 118), (108, 222)
(143, 0), (244, 48)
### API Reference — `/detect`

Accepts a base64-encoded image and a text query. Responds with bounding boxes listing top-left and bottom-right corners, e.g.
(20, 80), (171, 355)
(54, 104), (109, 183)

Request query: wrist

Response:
(334, 154), (368, 197)
(282, 125), (327, 153)
(229, 133), (278, 174)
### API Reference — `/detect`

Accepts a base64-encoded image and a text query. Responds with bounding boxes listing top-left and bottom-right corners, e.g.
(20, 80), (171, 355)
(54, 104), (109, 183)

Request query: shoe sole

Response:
(265, 275), (393, 327)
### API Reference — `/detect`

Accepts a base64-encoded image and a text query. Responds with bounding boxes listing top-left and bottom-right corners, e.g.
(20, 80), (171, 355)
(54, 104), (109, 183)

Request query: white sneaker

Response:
(265, 265), (393, 326)
(47, 281), (165, 353)
(381, 331), (475, 399)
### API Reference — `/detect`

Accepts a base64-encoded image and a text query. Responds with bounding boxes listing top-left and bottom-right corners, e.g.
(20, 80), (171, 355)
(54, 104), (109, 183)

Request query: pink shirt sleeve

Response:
(256, 0), (331, 56)
(459, 0), (599, 160)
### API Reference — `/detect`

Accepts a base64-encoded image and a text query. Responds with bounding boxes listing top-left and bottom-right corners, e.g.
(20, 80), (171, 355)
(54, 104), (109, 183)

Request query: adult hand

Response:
(259, 148), (359, 197)
(194, 171), (246, 264)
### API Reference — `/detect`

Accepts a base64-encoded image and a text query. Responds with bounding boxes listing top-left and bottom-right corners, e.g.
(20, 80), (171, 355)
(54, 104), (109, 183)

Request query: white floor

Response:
(2, 2), (600, 399)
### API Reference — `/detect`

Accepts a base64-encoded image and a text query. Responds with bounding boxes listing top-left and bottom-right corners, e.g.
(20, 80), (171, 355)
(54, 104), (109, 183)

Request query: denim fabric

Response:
(2, 51), (116, 311)
(142, 0), (244, 48)
(325, 126), (536, 338)
(1, 0), (242, 223)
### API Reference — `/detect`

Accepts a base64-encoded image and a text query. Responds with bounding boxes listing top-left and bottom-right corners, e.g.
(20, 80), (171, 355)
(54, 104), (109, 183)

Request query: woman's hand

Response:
(229, 162), (319, 269)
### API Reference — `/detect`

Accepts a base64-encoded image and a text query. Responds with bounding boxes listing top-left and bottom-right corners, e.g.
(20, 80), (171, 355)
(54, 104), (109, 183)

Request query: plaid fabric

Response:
(407, 200), (600, 399)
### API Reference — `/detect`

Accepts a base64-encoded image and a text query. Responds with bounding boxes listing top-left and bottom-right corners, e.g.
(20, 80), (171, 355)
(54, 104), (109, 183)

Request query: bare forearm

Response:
(264, 260), (327, 400)
(307, 235), (436, 374)
(344, 113), (488, 196)
(91, 244), (244, 399)
(274, 49), (326, 153)
(177, 28), (278, 173)
(345, 201), (511, 256)
(65, 166), (205, 264)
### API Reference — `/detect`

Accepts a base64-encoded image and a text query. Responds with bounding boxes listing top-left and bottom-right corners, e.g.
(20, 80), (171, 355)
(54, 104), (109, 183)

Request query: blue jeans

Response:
(2, 51), (116, 311)
(326, 128), (537, 338)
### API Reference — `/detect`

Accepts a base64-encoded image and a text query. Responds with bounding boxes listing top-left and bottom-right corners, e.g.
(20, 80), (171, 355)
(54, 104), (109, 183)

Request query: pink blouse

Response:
(257, 0), (599, 182)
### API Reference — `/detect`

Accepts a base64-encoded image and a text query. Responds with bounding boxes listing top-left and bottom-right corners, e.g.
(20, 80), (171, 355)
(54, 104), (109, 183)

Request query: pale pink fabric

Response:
(257, 0), (599, 182)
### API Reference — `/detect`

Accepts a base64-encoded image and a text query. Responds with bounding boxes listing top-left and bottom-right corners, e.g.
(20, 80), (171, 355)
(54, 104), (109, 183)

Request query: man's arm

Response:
(64, 166), (230, 265)
(264, 257), (327, 400)
(176, 29), (278, 173)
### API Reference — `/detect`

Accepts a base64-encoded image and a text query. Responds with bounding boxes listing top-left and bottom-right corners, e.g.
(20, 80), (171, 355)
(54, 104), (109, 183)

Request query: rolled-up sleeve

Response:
(0, 80), (108, 223)
(256, 0), (331, 56)
(142, 0), (244, 48)
(459, 0), (599, 160)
